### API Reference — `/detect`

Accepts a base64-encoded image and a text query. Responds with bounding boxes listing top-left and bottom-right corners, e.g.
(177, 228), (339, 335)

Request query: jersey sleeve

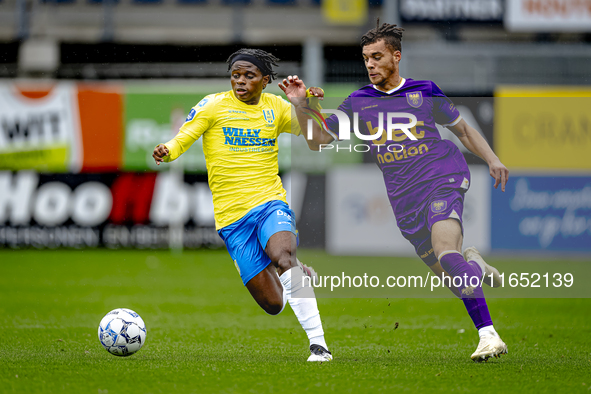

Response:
(162, 95), (215, 162)
(431, 82), (462, 127)
(324, 94), (353, 141)
(276, 96), (301, 136)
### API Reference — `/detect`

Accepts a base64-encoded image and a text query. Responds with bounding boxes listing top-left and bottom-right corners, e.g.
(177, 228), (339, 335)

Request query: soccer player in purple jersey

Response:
(286, 23), (510, 361)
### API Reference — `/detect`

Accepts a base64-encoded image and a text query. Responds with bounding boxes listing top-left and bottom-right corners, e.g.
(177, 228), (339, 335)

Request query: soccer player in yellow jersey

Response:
(152, 49), (332, 362)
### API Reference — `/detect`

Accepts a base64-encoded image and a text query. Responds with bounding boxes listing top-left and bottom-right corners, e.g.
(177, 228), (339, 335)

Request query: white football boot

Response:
(463, 246), (502, 288)
(307, 344), (333, 362)
(471, 332), (508, 362)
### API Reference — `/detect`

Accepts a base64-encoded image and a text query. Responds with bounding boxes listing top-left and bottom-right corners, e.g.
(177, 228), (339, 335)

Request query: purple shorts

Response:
(396, 187), (465, 266)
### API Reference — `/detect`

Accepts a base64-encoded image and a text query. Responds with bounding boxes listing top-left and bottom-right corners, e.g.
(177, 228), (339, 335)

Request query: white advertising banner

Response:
(326, 164), (490, 257)
(0, 83), (82, 172)
(0, 171), (220, 249)
(505, 0), (591, 32)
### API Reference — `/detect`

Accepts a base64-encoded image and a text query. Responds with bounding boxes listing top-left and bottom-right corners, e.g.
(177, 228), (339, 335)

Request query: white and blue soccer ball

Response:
(98, 308), (147, 357)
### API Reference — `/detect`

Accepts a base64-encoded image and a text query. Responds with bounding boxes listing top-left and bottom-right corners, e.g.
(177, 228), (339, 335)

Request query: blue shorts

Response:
(218, 200), (296, 285)
(396, 187), (466, 267)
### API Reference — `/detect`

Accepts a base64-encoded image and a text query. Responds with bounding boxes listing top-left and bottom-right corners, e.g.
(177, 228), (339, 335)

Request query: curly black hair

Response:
(226, 48), (280, 81)
(360, 21), (405, 52)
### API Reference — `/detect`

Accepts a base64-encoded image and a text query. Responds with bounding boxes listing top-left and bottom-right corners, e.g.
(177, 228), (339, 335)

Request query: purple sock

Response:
(439, 252), (493, 330)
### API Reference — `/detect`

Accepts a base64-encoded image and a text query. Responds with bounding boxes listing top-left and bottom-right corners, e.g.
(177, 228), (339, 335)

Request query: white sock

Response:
(277, 275), (288, 314)
(478, 325), (498, 339)
(280, 266), (328, 350)
(310, 335), (328, 350)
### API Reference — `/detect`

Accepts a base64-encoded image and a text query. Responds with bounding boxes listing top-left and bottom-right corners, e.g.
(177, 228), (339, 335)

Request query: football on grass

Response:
(98, 308), (147, 356)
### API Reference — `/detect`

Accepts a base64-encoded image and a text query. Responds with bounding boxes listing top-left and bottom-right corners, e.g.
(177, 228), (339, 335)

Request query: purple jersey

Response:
(325, 78), (470, 218)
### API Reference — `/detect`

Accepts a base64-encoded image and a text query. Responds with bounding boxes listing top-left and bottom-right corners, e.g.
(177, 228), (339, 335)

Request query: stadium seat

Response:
(177, 0), (208, 4)
(132, 0), (163, 4)
(87, 0), (120, 4)
(40, 0), (76, 4)
(311, 0), (381, 5)
(267, 0), (297, 5)
(222, 0), (251, 4)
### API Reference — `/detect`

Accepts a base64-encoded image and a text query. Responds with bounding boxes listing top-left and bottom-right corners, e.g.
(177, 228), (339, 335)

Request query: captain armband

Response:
(303, 88), (339, 141)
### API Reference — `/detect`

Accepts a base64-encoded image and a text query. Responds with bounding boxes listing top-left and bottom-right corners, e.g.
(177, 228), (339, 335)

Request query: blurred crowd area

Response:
(0, 0), (590, 93)
(0, 0), (590, 253)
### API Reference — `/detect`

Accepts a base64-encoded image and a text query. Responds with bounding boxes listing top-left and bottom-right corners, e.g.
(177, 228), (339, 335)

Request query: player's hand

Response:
(308, 87), (325, 100)
(153, 144), (169, 166)
(278, 75), (307, 105)
(489, 159), (509, 192)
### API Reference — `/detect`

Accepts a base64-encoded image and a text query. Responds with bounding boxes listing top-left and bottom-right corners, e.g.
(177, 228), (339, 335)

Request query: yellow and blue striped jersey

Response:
(162, 90), (300, 229)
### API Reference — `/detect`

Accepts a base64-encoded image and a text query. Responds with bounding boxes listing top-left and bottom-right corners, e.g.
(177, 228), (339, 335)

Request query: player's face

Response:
(230, 61), (270, 105)
(362, 40), (401, 87)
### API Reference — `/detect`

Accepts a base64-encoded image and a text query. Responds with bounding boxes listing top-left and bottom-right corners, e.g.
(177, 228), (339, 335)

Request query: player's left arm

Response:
(278, 75), (335, 151)
(448, 119), (509, 192)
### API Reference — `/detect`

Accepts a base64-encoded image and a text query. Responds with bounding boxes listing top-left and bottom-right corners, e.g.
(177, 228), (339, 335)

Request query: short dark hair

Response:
(360, 23), (405, 52)
(226, 48), (280, 81)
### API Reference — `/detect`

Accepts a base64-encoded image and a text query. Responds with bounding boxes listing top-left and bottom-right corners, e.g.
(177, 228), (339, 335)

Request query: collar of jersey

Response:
(372, 77), (406, 95)
(230, 90), (265, 108)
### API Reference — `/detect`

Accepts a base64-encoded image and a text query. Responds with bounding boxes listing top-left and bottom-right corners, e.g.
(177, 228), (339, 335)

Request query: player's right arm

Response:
(153, 143), (170, 165)
(152, 95), (214, 165)
(153, 128), (201, 165)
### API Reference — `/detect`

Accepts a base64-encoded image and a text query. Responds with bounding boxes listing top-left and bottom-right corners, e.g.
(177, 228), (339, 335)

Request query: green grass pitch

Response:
(1, 249), (590, 393)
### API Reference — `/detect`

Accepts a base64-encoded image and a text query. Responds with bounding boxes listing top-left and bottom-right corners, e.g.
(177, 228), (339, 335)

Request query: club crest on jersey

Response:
(406, 92), (423, 108)
(263, 109), (275, 124)
(431, 200), (447, 213)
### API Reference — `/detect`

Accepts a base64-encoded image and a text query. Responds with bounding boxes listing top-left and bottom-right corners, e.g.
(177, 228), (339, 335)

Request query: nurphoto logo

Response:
(304, 107), (418, 153)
